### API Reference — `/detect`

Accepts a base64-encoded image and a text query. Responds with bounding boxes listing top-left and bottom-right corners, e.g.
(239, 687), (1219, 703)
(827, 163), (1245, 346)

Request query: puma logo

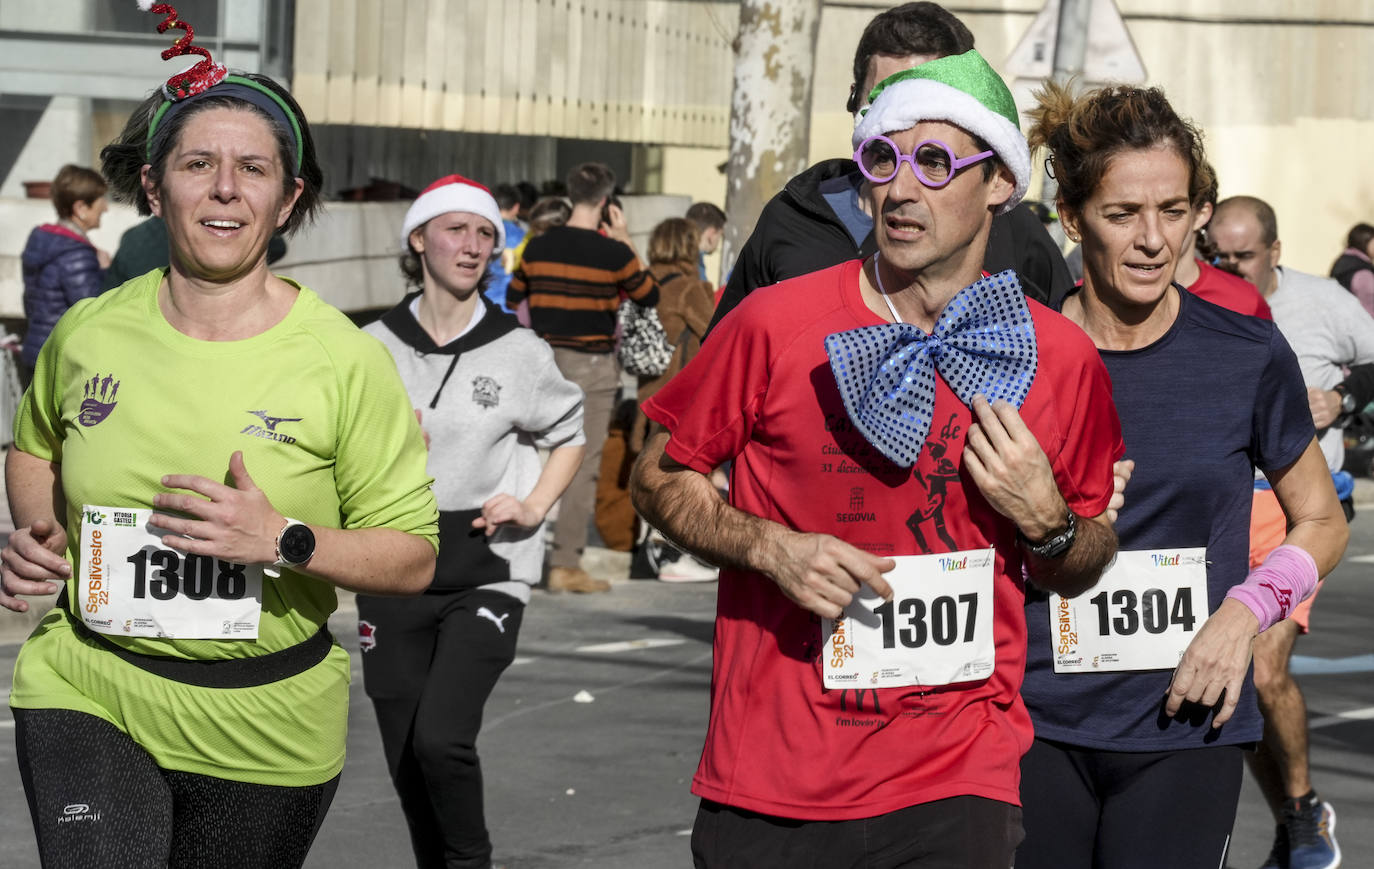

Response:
(476, 606), (510, 633)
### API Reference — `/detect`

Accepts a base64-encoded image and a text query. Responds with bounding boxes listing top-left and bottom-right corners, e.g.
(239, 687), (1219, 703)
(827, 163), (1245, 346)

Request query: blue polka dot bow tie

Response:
(824, 269), (1038, 468)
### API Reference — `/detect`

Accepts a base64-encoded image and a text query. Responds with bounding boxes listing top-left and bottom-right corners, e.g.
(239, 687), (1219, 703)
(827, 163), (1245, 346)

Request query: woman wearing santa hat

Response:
(0, 4), (438, 865)
(358, 174), (586, 869)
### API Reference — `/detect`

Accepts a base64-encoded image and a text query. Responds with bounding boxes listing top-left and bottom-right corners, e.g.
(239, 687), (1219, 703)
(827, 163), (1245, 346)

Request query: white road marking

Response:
(511, 656), (536, 666)
(576, 638), (687, 654)
(1309, 705), (1374, 730)
(1344, 554), (1374, 563)
(484, 650), (712, 729)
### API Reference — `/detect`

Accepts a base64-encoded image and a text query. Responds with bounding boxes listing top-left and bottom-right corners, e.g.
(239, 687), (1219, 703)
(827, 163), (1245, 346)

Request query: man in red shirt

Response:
(631, 51), (1122, 868)
(1175, 164), (1271, 319)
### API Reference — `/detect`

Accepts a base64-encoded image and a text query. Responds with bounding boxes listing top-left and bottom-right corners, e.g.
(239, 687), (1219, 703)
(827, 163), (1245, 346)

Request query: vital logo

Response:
(472, 376), (501, 409)
(938, 555), (969, 571)
(242, 409), (302, 444)
(1151, 552), (1181, 567)
(78, 374), (120, 427)
(476, 606), (510, 633)
(56, 803), (101, 824)
(358, 620), (377, 652)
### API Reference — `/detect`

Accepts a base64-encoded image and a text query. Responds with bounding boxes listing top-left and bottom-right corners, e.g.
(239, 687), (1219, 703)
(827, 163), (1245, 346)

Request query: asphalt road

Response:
(0, 524), (1369, 868)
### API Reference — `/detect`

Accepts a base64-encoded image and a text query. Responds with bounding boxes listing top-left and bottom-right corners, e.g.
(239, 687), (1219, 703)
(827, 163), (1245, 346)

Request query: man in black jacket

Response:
(709, 2), (1070, 334)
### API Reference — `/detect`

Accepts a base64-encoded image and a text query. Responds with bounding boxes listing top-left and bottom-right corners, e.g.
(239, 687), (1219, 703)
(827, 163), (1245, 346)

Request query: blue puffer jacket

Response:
(21, 224), (103, 368)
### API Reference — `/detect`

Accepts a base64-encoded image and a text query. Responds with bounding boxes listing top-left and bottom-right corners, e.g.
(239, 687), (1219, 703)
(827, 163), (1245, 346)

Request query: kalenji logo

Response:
(358, 620), (377, 652)
(57, 803), (101, 824)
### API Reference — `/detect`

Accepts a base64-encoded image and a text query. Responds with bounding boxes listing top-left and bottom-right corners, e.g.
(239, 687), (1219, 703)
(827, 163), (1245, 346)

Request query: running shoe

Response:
(1282, 799), (1341, 869)
(657, 551), (719, 582)
(1258, 824), (1287, 869)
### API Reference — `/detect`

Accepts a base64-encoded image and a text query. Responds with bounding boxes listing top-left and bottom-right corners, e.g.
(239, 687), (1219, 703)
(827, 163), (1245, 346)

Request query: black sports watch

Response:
(274, 519), (316, 567)
(1333, 384), (1358, 427)
(1019, 512), (1077, 559)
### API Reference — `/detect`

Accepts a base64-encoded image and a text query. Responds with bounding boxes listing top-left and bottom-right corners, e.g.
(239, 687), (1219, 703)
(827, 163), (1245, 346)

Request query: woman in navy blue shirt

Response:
(1015, 83), (1348, 869)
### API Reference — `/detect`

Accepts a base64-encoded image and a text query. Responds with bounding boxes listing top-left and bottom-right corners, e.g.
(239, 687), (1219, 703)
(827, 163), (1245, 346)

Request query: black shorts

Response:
(1018, 737), (1246, 869)
(691, 795), (1022, 869)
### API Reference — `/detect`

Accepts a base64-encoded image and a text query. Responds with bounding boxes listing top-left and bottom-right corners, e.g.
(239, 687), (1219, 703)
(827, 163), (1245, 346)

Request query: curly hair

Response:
(99, 72), (324, 236)
(1025, 81), (1210, 214)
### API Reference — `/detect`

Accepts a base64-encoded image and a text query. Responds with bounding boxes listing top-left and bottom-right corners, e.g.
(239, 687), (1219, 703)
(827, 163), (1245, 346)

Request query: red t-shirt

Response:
(1188, 259), (1272, 319)
(643, 260), (1123, 820)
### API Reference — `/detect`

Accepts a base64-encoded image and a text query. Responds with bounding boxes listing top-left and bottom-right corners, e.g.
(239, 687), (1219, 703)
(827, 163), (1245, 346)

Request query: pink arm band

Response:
(1224, 544), (1319, 632)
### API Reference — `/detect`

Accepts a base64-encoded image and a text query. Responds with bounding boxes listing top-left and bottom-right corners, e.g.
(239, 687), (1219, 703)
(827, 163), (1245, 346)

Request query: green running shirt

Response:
(10, 270), (438, 785)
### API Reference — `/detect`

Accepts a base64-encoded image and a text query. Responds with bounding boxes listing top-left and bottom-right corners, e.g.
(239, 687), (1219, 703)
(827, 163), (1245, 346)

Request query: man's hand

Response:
(472, 494), (545, 536)
(601, 202), (631, 244)
(1165, 598), (1259, 728)
(762, 530), (895, 619)
(1108, 459), (1135, 524)
(963, 396), (1067, 540)
(1307, 386), (1342, 430)
(0, 519), (70, 612)
(151, 451), (283, 565)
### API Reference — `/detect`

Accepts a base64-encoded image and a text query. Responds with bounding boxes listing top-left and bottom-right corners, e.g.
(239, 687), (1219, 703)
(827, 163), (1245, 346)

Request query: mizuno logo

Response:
(247, 409), (303, 431)
(476, 606), (510, 633)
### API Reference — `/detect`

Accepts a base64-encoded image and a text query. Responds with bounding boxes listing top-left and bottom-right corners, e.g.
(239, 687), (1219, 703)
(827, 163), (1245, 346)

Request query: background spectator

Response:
(19, 164), (109, 384)
(684, 201), (725, 281)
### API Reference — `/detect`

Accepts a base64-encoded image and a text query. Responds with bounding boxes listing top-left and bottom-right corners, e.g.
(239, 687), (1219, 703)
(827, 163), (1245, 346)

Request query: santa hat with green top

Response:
(852, 49), (1030, 215)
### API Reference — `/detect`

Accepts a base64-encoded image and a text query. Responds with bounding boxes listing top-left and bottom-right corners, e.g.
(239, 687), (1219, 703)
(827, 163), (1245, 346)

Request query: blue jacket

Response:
(21, 224), (103, 367)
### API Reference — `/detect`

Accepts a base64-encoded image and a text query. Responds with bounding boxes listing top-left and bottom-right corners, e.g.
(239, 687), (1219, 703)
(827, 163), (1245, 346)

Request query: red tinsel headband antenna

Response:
(137, 0), (227, 100)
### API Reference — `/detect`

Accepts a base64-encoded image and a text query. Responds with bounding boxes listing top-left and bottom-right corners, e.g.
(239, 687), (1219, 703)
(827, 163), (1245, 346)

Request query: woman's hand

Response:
(1107, 459), (1134, 524)
(151, 451), (284, 565)
(1164, 598), (1259, 728)
(0, 519), (70, 612)
(471, 494), (545, 536)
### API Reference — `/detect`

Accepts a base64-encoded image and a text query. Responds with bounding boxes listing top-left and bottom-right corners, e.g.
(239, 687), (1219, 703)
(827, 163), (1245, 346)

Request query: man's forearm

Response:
(1024, 512), (1117, 598)
(629, 432), (784, 573)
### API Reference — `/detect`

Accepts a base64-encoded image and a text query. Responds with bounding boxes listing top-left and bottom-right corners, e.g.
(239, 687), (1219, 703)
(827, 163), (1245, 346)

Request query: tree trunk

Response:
(719, 0), (823, 284)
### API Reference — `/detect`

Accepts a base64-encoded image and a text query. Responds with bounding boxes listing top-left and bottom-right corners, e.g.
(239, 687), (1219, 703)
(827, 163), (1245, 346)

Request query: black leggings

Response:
(1017, 737), (1246, 869)
(15, 708), (338, 869)
(358, 588), (524, 869)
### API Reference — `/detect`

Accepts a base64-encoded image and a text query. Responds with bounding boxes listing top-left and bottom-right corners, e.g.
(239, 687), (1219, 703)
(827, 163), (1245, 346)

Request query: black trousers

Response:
(691, 795), (1023, 869)
(1017, 737), (1246, 869)
(15, 708), (337, 869)
(357, 587), (524, 869)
